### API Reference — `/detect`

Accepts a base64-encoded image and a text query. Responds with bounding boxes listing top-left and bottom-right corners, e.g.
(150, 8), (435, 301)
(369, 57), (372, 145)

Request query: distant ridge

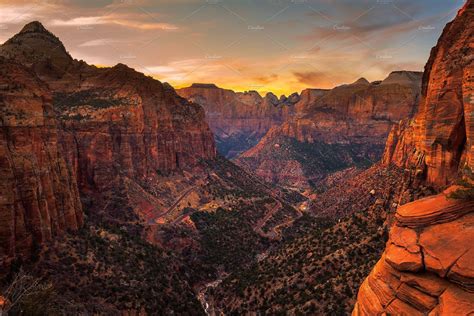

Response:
(190, 83), (219, 89)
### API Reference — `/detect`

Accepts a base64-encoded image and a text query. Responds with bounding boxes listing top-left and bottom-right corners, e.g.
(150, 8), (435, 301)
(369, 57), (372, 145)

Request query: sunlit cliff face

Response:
(0, 0), (464, 95)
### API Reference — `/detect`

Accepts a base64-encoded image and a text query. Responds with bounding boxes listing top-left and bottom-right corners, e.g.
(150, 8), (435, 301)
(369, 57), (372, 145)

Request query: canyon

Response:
(191, 1), (473, 314)
(177, 70), (422, 192)
(0, 0), (472, 314)
(236, 71), (422, 190)
(177, 84), (299, 158)
(0, 21), (303, 314)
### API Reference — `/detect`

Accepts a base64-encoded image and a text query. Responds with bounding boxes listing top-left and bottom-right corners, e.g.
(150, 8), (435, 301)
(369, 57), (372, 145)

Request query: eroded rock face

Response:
(177, 84), (298, 158)
(236, 72), (421, 189)
(353, 189), (474, 316)
(0, 22), (216, 269)
(382, 1), (474, 187)
(354, 2), (474, 314)
(1, 22), (216, 193)
(56, 64), (216, 193)
(0, 58), (83, 270)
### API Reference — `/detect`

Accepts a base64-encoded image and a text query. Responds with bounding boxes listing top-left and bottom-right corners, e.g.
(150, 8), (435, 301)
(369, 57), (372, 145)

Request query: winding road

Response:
(147, 185), (198, 225)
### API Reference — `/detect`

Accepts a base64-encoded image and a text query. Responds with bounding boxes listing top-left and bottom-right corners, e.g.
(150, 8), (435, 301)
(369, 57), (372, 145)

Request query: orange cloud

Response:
(51, 14), (179, 30)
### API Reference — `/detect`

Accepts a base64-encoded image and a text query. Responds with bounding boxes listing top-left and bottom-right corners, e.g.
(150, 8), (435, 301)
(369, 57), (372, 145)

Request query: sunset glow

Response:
(0, 0), (464, 95)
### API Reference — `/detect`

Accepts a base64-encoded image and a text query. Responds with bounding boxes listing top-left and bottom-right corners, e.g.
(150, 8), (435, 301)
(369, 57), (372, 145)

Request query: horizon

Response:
(1, 20), (423, 97)
(0, 0), (464, 95)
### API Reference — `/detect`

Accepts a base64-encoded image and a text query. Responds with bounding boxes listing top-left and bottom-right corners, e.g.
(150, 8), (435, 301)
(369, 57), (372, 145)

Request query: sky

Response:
(0, 0), (466, 96)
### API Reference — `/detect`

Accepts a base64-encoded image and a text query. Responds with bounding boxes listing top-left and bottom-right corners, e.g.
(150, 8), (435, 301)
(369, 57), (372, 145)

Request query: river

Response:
(197, 278), (223, 316)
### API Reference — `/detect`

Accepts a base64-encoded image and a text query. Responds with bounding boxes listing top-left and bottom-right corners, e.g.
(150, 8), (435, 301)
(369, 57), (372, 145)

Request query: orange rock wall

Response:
(383, 1), (474, 187)
(0, 59), (83, 270)
(0, 23), (217, 270)
(353, 190), (474, 315)
(177, 84), (297, 157)
(355, 2), (474, 315)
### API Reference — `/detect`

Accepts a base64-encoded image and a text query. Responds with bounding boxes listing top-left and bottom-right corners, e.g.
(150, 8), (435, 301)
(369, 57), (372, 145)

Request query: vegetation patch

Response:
(53, 90), (132, 111)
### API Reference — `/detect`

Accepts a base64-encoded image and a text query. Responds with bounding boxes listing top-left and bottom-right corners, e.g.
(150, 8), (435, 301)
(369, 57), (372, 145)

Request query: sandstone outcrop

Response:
(237, 71), (422, 189)
(354, 2), (474, 314)
(353, 189), (474, 316)
(177, 84), (298, 158)
(0, 58), (83, 271)
(56, 64), (216, 192)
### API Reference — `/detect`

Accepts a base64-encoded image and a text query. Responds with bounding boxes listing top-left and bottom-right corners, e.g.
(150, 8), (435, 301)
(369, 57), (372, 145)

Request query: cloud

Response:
(293, 71), (328, 86)
(78, 38), (116, 47)
(0, 4), (48, 25)
(144, 59), (222, 82)
(112, 20), (179, 30)
(253, 74), (279, 84)
(51, 14), (179, 30)
(0, 6), (34, 22)
(51, 16), (106, 26)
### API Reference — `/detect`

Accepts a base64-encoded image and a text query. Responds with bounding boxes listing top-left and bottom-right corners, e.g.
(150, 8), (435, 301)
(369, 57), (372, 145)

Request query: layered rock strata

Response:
(353, 189), (474, 315)
(354, 2), (474, 314)
(237, 72), (422, 189)
(382, 0), (474, 187)
(177, 84), (298, 158)
(0, 58), (83, 270)
(0, 22), (216, 268)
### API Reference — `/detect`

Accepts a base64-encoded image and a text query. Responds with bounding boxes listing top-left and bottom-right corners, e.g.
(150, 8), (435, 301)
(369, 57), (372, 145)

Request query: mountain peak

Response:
(353, 77), (370, 85)
(0, 21), (72, 72)
(19, 21), (49, 34)
(15, 21), (62, 44)
(381, 71), (423, 86)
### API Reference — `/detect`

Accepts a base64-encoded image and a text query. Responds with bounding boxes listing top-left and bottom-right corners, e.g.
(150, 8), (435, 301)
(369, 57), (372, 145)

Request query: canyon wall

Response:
(55, 64), (216, 193)
(354, 1), (474, 314)
(0, 22), (216, 268)
(237, 72), (422, 189)
(0, 58), (83, 270)
(382, 1), (473, 187)
(177, 84), (298, 158)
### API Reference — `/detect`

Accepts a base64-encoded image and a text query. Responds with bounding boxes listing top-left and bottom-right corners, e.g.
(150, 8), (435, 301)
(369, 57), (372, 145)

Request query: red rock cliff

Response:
(0, 22), (216, 193)
(177, 84), (298, 158)
(56, 64), (216, 192)
(382, 1), (473, 187)
(236, 72), (421, 189)
(0, 58), (83, 271)
(354, 2), (474, 315)
(277, 72), (422, 145)
(0, 22), (217, 268)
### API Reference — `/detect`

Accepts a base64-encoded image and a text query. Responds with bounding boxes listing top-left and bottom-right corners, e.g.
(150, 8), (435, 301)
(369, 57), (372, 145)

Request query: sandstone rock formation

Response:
(237, 71), (422, 189)
(382, 0), (474, 187)
(1, 21), (216, 190)
(0, 22), (216, 269)
(353, 189), (474, 316)
(177, 84), (298, 158)
(55, 64), (216, 193)
(0, 58), (83, 271)
(354, 2), (474, 314)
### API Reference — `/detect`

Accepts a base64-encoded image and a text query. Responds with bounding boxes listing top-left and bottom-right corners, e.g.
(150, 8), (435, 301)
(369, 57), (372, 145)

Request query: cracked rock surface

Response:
(353, 189), (474, 315)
